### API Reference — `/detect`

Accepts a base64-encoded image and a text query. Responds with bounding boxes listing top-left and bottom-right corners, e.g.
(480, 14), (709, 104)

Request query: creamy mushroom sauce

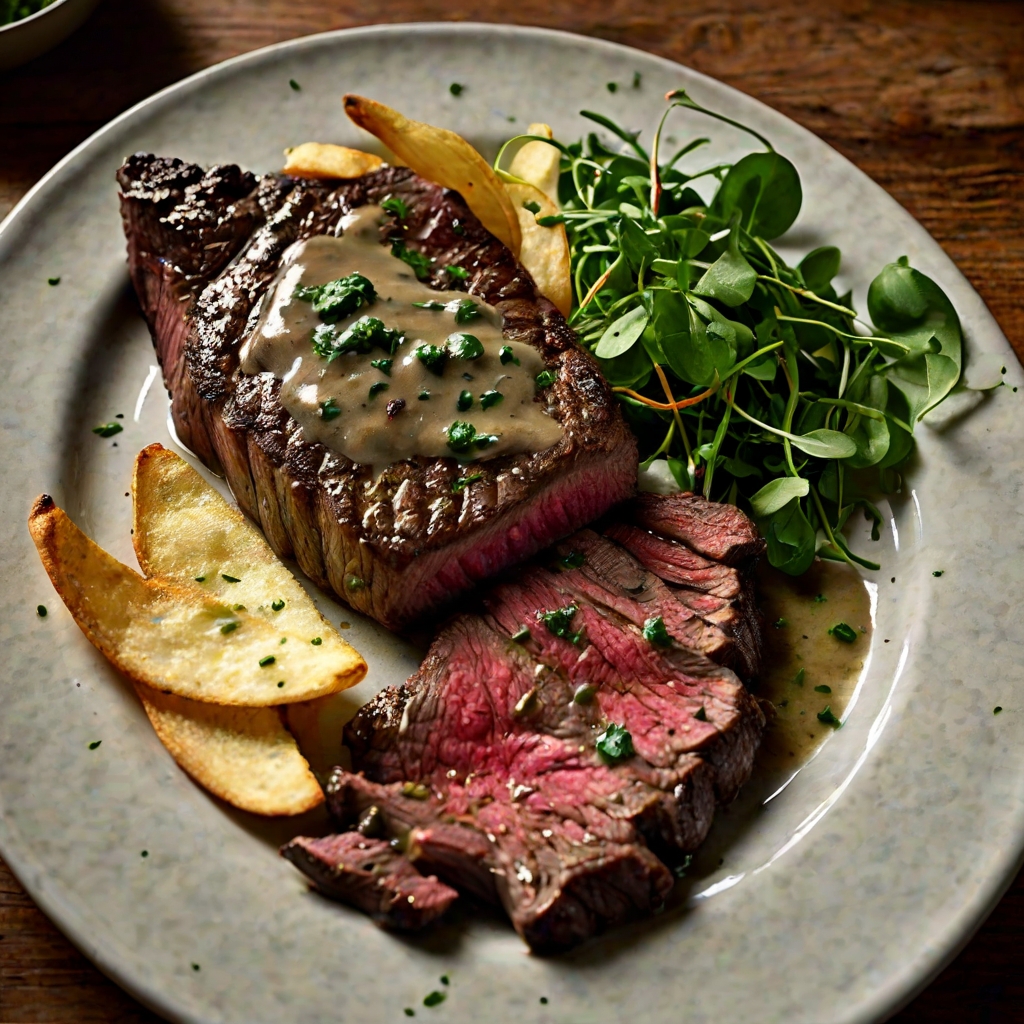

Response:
(240, 206), (563, 473)
(754, 560), (874, 771)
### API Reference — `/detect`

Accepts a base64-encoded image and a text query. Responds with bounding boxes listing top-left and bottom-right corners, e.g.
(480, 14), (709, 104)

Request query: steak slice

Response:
(280, 832), (457, 929)
(117, 154), (637, 630)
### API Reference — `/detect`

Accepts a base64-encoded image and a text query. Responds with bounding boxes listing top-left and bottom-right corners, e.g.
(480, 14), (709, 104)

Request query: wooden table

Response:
(2, 1), (1022, 1020)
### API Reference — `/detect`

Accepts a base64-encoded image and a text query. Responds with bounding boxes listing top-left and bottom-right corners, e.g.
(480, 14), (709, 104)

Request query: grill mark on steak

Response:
(285, 495), (765, 952)
(118, 154), (638, 630)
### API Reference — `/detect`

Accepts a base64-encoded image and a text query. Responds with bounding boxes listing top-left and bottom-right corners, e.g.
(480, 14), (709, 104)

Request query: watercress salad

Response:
(497, 92), (969, 575)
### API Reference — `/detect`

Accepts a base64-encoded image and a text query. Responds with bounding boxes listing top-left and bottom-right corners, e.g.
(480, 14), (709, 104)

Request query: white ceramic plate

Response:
(1, 24), (1022, 1024)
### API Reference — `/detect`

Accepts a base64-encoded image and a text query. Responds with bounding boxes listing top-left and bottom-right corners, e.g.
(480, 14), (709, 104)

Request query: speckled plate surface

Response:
(1, 24), (1021, 1024)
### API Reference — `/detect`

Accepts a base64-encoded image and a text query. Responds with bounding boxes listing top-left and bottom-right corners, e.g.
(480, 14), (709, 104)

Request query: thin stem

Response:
(761, 278), (857, 318)
(639, 422), (675, 471)
(810, 485), (858, 571)
(652, 363), (695, 473)
(665, 90), (775, 153)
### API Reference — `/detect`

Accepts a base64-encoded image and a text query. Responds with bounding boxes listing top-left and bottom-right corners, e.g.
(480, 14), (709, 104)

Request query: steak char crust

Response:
(117, 154), (638, 629)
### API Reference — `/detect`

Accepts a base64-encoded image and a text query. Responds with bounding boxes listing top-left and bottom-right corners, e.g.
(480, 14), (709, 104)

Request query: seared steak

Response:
(117, 154), (637, 630)
(284, 494), (766, 952)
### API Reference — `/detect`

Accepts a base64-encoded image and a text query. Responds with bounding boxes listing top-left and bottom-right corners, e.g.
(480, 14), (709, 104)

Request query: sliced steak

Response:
(280, 832), (457, 929)
(118, 154), (637, 630)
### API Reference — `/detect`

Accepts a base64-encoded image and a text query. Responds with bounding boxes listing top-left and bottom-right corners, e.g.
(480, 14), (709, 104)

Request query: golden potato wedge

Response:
(505, 179), (572, 317)
(28, 495), (363, 707)
(343, 93), (521, 255)
(283, 142), (384, 180)
(136, 683), (323, 816)
(508, 123), (561, 205)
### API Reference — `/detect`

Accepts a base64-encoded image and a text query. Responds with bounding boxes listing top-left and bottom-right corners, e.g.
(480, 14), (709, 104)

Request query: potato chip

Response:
(508, 123), (561, 205)
(136, 683), (323, 816)
(343, 94), (521, 255)
(283, 142), (383, 180)
(28, 495), (363, 707)
(505, 179), (572, 317)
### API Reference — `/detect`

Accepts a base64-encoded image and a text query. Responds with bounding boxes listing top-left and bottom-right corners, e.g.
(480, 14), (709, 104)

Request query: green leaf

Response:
(845, 374), (890, 469)
(595, 305), (649, 358)
(798, 246), (841, 293)
(618, 217), (661, 272)
(653, 290), (715, 386)
(749, 476), (810, 517)
(764, 498), (816, 575)
(789, 429), (858, 459)
(693, 216), (757, 307)
(596, 341), (653, 388)
(709, 152), (803, 240)
(596, 722), (635, 762)
(885, 352), (960, 424)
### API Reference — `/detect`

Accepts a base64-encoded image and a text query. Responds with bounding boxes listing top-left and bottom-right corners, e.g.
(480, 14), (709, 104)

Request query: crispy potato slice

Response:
(132, 445), (362, 675)
(508, 123), (561, 205)
(136, 683), (323, 816)
(28, 496), (362, 706)
(283, 142), (384, 180)
(343, 93), (521, 255)
(505, 179), (572, 317)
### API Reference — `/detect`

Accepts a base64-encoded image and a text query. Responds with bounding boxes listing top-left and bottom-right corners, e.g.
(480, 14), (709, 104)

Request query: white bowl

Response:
(0, 0), (102, 71)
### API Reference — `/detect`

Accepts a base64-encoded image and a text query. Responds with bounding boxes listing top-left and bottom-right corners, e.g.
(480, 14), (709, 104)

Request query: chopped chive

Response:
(452, 473), (482, 494)
(932, 570), (944, 577)
(828, 622), (857, 643)
(449, 82), (463, 96)
(423, 991), (446, 1007)
(220, 621), (240, 634)
(271, 599), (285, 611)
(92, 422), (123, 438)
(446, 265), (470, 280)
(289, 79), (301, 91)
(994, 706), (1003, 714)
(194, 576), (206, 582)
(88, 740), (102, 750)
(221, 574), (241, 583)
(48, 276), (60, 286)
(814, 684), (832, 693)
(259, 655), (276, 667)
(36, 604), (47, 617)
(311, 637), (322, 645)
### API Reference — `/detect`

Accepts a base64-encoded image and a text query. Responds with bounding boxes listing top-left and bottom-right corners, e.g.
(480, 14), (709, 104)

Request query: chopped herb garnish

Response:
(535, 214), (564, 226)
(632, 71), (642, 88)
(452, 473), (482, 494)
(259, 655), (276, 667)
(314, 315), (403, 360)
(814, 593), (827, 603)
(573, 683), (597, 704)
(792, 668), (805, 686)
(828, 622), (858, 643)
(345, 574), (365, 591)
(380, 195), (409, 219)
(457, 390), (473, 412)
(773, 617), (788, 629)
(558, 550), (585, 570)
(418, 390), (431, 400)
(445, 420), (477, 453)
(994, 706), (1004, 715)
(294, 272), (375, 323)
(480, 389), (503, 410)
(538, 604), (582, 643)
(279, 637), (286, 644)
(933, 570), (944, 577)
(221, 574), (241, 583)
(449, 82), (463, 96)
(404, 1011), (415, 1019)
(48, 276), (60, 286)
(311, 637), (322, 645)
(92, 422), (123, 438)
(423, 991), (446, 1008)
(195, 576), (206, 583)
(141, 850), (148, 857)
(402, 781), (431, 800)
(511, 626), (531, 643)
(277, 681), (285, 688)
(540, 996), (549, 1005)
(673, 853), (694, 878)
(522, 199), (541, 214)
(88, 740), (102, 750)
(642, 615), (672, 646)
(192, 963), (200, 972)
(413, 300), (446, 311)
(440, 975), (449, 986)
(607, 81), (618, 93)
(535, 369), (557, 388)
(271, 599), (285, 611)
(695, 706), (709, 722)
(289, 78), (301, 91)
(391, 239), (434, 279)
(596, 722), (634, 762)
(319, 397), (342, 421)
(416, 344), (448, 374)
(453, 299), (480, 323)
(447, 332), (484, 360)
(499, 345), (519, 366)
(370, 358), (393, 376)
(36, 604), (47, 617)
(368, 381), (389, 399)
(817, 705), (841, 728)
(814, 684), (832, 693)
(446, 265), (470, 281)
(219, 621), (240, 634)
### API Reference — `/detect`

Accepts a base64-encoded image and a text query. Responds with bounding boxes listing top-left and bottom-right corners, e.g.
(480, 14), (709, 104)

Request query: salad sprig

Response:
(498, 92), (971, 574)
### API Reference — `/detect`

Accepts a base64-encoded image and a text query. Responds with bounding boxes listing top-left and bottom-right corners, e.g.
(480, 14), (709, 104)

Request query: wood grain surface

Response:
(2, 1), (1023, 1021)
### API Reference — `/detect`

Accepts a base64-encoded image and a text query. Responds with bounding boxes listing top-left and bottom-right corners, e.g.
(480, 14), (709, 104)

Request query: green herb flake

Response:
(423, 991), (446, 1008)
(642, 615), (672, 647)
(453, 299), (480, 323)
(606, 82), (618, 93)
(828, 622), (858, 643)
(192, 963), (201, 972)
(596, 722), (634, 763)
(404, 1011), (415, 1019)
(814, 684), (832, 693)
(368, 381), (389, 399)
(48, 276), (60, 286)
(221, 574), (241, 583)
(994, 706), (1004, 715)
(814, 594), (827, 603)
(773, 618), (788, 629)
(219, 621), (240, 635)
(447, 332), (484, 360)
(523, 199), (541, 214)
(535, 370), (557, 388)
(194, 576), (206, 583)
(792, 668), (805, 686)
(370, 358), (393, 376)
(499, 345), (519, 366)
(36, 604), (47, 617)
(319, 397), (342, 421)
(295, 272), (375, 323)
(141, 850), (148, 857)
(558, 550), (585, 570)
(538, 604), (580, 643)
(418, 390), (431, 401)
(311, 637), (322, 646)
(449, 83), (463, 96)
(380, 195), (409, 219)
(413, 300), (445, 311)
(540, 997), (549, 1005)
(511, 626), (531, 643)
(289, 79), (301, 91)
(480, 389), (503, 410)
(345, 574), (366, 591)
(452, 473), (482, 494)
(92, 422), (123, 438)
(402, 781), (431, 800)
(817, 705), (842, 728)
(88, 740), (102, 750)
(416, 344), (447, 374)
(440, 975), (450, 986)
(695, 706), (709, 722)
(933, 570), (944, 577)
(445, 420), (477, 453)
(277, 681), (285, 688)
(391, 240), (434, 279)
(457, 390), (474, 412)
(271, 599), (285, 611)
(259, 655), (276, 668)
(632, 71), (642, 88)
(446, 265), (470, 281)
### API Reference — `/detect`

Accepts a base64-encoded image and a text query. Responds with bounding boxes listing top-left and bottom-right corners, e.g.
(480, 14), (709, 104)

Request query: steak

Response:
(117, 154), (637, 630)
(284, 494), (766, 952)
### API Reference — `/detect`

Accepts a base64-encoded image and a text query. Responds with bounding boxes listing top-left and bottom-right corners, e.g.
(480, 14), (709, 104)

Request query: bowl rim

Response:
(0, 0), (76, 36)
